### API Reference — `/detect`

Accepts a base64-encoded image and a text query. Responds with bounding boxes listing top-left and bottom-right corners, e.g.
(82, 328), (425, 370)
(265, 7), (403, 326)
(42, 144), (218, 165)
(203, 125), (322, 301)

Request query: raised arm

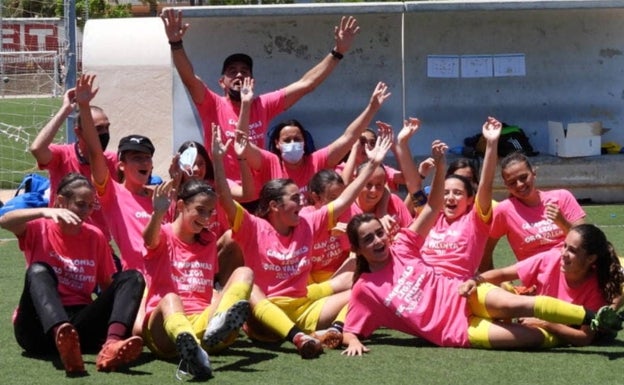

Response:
(230, 80), (257, 202)
(29, 88), (76, 165)
(475, 117), (502, 219)
(212, 124), (238, 226)
(161, 8), (205, 105)
(143, 180), (175, 249)
(0, 207), (82, 237)
(407, 140), (448, 237)
(282, 16), (360, 110)
(326, 82), (391, 167)
(394, 117), (423, 195)
(74, 74), (109, 187)
(331, 129), (392, 217)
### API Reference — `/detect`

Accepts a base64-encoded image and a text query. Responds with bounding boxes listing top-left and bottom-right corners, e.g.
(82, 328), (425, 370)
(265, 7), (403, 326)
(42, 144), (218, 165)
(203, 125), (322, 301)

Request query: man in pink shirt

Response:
(30, 87), (119, 268)
(161, 9), (360, 183)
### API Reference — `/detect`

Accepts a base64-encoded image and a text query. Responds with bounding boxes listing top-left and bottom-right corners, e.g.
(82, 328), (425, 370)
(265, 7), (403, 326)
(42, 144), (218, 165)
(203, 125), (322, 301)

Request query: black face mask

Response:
(228, 88), (241, 102)
(99, 133), (110, 151)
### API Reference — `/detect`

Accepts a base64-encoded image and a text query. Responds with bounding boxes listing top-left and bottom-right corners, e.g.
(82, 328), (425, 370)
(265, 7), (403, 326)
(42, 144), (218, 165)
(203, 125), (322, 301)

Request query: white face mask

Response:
(179, 145), (198, 176)
(280, 141), (305, 163)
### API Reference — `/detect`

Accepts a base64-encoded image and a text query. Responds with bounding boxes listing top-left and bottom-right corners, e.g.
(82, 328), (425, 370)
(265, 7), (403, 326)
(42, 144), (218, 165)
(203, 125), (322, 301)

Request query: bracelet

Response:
(411, 190), (427, 207)
(169, 40), (183, 50)
(330, 49), (344, 60)
(419, 173), (426, 180)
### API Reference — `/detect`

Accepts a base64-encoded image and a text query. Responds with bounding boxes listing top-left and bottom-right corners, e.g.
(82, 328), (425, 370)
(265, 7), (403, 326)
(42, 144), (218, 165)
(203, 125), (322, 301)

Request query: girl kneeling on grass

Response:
(341, 142), (622, 356)
(0, 173), (145, 375)
(141, 179), (253, 381)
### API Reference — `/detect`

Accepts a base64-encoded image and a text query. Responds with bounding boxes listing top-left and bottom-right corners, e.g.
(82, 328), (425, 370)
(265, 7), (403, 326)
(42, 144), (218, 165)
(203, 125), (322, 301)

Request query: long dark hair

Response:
(346, 213), (380, 283)
(571, 224), (624, 303)
(267, 119), (315, 158)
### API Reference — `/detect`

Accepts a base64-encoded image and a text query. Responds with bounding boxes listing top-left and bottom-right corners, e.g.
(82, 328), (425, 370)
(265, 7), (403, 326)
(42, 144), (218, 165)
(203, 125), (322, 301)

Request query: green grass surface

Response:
(0, 205), (624, 384)
(0, 97), (62, 188)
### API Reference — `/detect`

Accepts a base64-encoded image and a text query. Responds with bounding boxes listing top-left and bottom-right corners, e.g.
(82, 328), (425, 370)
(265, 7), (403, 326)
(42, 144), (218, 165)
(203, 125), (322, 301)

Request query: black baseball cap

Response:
(117, 135), (155, 156)
(221, 53), (253, 75)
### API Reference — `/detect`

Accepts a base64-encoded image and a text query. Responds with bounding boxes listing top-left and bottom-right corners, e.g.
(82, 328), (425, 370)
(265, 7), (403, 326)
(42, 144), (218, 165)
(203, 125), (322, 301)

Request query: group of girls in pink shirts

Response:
(4, 35), (624, 381)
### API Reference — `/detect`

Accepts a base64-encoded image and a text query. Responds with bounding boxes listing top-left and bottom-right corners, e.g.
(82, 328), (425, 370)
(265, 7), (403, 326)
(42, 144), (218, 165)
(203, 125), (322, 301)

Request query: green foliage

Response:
(2, 0), (57, 17)
(53, 0), (132, 28)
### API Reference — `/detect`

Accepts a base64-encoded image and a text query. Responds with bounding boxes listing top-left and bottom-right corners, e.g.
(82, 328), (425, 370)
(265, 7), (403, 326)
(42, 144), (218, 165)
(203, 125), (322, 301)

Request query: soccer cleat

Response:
(175, 332), (212, 381)
(590, 306), (624, 333)
(293, 333), (323, 359)
(54, 322), (85, 376)
(96, 336), (143, 372)
(312, 327), (343, 349)
(202, 300), (250, 349)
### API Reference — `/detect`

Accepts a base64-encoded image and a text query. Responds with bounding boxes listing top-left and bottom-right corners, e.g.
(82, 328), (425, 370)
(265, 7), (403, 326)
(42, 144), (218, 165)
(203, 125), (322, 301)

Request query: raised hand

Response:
(334, 16), (360, 54)
(44, 208), (82, 226)
(369, 82), (391, 110)
(211, 123), (232, 161)
(368, 125), (393, 164)
(397, 117), (421, 145)
(74, 74), (98, 105)
(418, 157), (435, 179)
(431, 140), (448, 163)
(240, 77), (254, 105)
(152, 180), (175, 214)
(161, 8), (189, 43)
(234, 130), (249, 158)
(482, 116), (502, 143)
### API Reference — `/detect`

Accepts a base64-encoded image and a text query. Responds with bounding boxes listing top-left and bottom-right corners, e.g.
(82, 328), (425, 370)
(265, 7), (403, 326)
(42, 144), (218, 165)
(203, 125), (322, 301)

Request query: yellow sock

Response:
(333, 304), (348, 324)
(215, 282), (252, 314)
(163, 312), (199, 343)
(307, 281), (334, 301)
(534, 296), (586, 325)
(252, 299), (295, 338)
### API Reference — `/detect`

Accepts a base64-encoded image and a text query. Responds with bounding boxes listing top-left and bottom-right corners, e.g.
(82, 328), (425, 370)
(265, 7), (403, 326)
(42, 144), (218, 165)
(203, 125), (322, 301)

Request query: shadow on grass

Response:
(365, 330), (435, 348)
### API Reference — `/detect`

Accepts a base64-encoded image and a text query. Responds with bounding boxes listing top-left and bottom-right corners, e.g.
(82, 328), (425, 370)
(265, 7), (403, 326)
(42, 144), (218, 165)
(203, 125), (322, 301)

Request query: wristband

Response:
(330, 49), (344, 60)
(411, 190), (427, 207)
(472, 275), (485, 285)
(169, 40), (183, 50)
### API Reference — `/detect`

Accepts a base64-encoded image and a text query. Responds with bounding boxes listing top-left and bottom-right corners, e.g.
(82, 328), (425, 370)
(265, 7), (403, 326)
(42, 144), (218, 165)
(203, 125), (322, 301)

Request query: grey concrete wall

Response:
(83, 0), (624, 181)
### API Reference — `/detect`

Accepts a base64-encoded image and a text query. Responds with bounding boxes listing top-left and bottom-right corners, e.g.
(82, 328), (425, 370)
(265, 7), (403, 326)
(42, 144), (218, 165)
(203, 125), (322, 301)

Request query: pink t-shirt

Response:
(18, 218), (115, 306)
(143, 224), (217, 315)
(344, 229), (471, 347)
(97, 178), (153, 273)
(490, 190), (586, 261)
(300, 205), (353, 276)
(420, 207), (491, 278)
(253, 147), (330, 198)
(39, 143), (118, 241)
(232, 203), (333, 298)
(196, 86), (285, 183)
(351, 193), (413, 229)
(516, 249), (605, 312)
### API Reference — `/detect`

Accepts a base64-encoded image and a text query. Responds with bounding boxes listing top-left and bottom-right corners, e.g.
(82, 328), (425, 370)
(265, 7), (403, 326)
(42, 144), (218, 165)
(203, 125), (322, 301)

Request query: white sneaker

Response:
(175, 332), (212, 381)
(203, 300), (250, 348)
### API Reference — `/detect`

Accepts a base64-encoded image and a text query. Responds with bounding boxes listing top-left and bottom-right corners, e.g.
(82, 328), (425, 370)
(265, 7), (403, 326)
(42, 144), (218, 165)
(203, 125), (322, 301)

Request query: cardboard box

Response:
(547, 121), (602, 157)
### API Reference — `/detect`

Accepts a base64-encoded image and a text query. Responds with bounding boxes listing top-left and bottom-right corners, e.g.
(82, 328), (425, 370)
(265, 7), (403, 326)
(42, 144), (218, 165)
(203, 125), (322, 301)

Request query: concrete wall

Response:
(82, 0), (624, 183)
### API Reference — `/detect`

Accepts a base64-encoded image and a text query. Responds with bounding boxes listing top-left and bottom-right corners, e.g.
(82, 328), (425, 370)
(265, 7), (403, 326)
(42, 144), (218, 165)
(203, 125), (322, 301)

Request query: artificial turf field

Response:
(1, 205), (624, 384)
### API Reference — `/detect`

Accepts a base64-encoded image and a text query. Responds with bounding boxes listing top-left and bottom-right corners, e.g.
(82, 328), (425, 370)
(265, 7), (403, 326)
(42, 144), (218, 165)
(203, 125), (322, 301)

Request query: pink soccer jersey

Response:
(40, 143), (118, 241)
(516, 249), (605, 312)
(97, 177), (153, 272)
(143, 224), (218, 315)
(420, 207), (490, 278)
(301, 205), (353, 277)
(18, 218), (115, 306)
(344, 229), (471, 347)
(232, 203), (333, 298)
(196, 86), (285, 184)
(490, 189), (586, 261)
(252, 147), (331, 198)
